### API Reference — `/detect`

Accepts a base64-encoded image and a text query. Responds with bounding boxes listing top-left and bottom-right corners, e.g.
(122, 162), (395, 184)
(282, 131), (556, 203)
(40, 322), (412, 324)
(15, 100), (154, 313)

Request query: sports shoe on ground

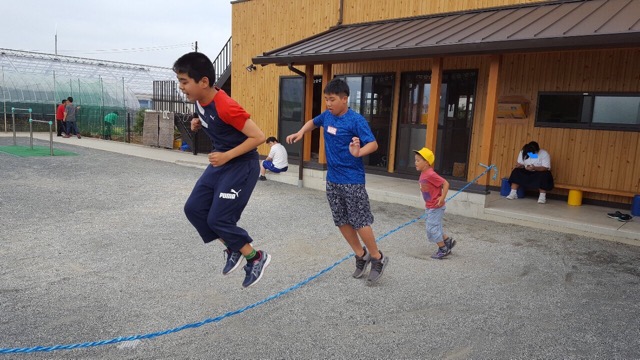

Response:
(607, 211), (623, 220)
(352, 247), (371, 278)
(431, 246), (451, 259)
(222, 249), (243, 275)
(537, 196), (546, 204)
(242, 250), (271, 288)
(77, 135), (81, 139)
(366, 252), (388, 285)
(506, 192), (517, 200)
(618, 214), (633, 222)
(444, 237), (456, 252)
(259, 175), (267, 181)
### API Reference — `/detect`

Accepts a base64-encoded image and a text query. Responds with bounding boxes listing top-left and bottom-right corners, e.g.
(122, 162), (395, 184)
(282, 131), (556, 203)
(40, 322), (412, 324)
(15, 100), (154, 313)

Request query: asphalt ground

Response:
(1, 137), (639, 359)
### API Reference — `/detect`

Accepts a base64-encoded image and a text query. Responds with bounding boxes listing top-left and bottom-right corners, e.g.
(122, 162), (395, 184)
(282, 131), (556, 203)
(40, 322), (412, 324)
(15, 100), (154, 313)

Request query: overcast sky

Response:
(1, 0), (232, 68)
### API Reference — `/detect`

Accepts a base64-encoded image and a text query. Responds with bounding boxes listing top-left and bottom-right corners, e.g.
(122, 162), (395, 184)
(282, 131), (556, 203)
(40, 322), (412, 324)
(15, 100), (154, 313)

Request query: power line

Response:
(26, 43), (193, 55)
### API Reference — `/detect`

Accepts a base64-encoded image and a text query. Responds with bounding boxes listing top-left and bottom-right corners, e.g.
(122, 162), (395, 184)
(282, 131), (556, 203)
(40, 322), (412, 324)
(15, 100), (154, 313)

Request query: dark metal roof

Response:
(253, 0), (640, 65)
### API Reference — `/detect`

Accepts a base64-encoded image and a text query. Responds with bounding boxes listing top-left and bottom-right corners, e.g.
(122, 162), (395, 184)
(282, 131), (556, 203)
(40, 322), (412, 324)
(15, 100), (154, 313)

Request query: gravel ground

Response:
(1, 138), (639, 359)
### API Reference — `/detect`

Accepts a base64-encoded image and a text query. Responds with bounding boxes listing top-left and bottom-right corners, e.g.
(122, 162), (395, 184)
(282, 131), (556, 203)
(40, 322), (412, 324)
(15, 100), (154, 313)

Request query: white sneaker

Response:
(506, 193), (517, 200)
(538, 197), (546, 204)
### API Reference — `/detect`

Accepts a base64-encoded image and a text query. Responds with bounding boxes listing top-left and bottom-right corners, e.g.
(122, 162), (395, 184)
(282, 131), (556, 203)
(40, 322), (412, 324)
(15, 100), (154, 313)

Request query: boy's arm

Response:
(437, 179), (450, 207)
(63, 110), (67, 120)
(349, 139), (378, 158)
(286, 120), (317, 144)
(208, 119), (265, 167)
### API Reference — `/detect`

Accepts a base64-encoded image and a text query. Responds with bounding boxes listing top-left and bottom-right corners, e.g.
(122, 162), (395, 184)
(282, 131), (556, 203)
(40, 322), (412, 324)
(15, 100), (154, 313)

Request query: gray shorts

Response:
(326, 181), (374, 229)
(425, 206), (446, 243)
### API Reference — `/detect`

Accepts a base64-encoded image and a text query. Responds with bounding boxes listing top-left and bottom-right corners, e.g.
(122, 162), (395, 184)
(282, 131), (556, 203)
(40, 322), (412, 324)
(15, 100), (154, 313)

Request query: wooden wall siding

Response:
(342, 0), (548, 24)
(232, 1), (640, 203)
(492, 48), (640, 203)
(232, 0), (337, 155)
(232, 0), (541, 156)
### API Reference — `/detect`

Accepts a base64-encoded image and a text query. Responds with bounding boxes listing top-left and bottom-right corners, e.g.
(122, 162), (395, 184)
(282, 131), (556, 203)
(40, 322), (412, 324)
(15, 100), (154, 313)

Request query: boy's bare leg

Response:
(219, 238), (254, 256)
(355, 225), (381, 260)
(238, 243), (255, 257)
(338, 224), (366, 257)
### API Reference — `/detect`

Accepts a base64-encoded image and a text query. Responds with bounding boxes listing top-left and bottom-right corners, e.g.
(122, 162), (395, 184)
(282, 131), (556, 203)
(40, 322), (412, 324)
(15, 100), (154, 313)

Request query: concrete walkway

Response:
(4, 132), (637, 247)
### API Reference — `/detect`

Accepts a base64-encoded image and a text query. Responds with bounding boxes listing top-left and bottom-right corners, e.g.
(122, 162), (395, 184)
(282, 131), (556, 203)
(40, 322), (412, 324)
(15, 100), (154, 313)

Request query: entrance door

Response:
(278, 76), (321, 160)
(394, 73), (436, 174)
(434, 71), (477, 178)
(394, 71), (477, 177)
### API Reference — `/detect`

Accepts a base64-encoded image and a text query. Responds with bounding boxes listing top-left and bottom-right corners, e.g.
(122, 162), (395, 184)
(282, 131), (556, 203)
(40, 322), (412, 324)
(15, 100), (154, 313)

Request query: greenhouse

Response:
(1, 49), (176, 140)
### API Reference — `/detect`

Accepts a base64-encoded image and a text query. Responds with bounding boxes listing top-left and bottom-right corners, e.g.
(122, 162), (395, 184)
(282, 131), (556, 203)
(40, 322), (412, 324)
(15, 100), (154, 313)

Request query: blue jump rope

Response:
(0, 164), (497, 355)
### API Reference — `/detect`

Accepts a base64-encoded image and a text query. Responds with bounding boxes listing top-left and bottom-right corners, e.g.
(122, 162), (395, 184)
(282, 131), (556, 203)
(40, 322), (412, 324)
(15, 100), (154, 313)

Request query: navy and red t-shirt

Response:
(195, 89), (257, 163)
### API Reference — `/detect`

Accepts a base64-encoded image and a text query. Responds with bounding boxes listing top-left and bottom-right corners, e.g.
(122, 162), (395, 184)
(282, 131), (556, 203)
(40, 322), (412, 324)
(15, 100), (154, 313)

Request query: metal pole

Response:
(2, 66), (6, 133)
(126, 112), (130, 143)
(11, 107), (16, 145)
(77, 79), (81, 134)
(29, 118), (33, 149)
(100, 76), (104, 139)
(122, 77), (126, 143)
(53, 70), (57, 134)
(49, 121), (54, 155)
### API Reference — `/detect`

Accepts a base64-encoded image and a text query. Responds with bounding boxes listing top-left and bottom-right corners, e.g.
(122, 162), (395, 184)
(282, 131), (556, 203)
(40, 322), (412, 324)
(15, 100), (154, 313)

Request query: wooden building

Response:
(230, 0), (640, 206)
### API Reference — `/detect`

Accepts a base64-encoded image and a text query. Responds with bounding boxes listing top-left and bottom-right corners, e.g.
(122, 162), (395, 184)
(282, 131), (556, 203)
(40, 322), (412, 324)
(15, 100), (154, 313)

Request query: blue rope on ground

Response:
(0, 164), (497, 355)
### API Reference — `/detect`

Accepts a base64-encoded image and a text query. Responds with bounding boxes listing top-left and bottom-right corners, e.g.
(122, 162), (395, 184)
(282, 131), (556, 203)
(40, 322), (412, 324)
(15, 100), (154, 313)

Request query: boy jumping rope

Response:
(414, 148), (456, 259)
(174, 52), (271, 288)
(286, 78), (389, 284)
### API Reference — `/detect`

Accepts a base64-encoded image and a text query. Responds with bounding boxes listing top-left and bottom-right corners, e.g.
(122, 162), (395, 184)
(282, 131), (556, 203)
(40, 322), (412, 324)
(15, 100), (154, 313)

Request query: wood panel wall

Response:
(492, 49), (640, 203)
(231, 0), (640, 203)
(342, 0), (548, 24)
(231, 0), (337, 155)
(231, 0), (545, 155)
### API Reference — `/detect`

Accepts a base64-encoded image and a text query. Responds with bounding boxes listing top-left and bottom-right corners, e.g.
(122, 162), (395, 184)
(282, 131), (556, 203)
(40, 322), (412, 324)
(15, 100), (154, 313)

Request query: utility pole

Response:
(55, 24), (58, 55)
(195, 41), (198, 53)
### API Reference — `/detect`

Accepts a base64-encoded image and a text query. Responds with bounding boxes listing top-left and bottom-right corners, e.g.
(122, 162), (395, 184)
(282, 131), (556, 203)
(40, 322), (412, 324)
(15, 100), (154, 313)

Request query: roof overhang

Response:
(252, 0), (640, 66)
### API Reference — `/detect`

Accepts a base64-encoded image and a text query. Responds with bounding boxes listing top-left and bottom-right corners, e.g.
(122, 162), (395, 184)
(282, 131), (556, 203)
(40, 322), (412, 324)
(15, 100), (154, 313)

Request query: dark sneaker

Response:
(607, 211), (623, 220)
(444, 237), (456, 252)
(352, 247), (371, 278)
(222, 249), (243, 275)
(366, 252), (388, 285)
(431, 247), (451, 260)
(242, 251), (271, 288)
(618, 214), (633, 222)
(259, 175), (267, 181)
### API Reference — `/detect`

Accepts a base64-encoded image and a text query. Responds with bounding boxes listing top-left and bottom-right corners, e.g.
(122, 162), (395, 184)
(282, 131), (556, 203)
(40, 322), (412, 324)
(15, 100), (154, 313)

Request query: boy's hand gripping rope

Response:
(0, 164), (497, 355)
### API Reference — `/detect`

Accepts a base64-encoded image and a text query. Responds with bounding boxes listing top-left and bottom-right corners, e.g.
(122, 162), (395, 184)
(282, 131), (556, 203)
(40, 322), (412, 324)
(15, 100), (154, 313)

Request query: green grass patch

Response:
(0, 145), (78, 157)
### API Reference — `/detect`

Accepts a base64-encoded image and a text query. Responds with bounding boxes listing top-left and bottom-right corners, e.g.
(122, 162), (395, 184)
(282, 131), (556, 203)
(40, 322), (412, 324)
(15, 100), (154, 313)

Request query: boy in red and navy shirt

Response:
(174, 52), (270, 288)
(414, 147), (456, 259)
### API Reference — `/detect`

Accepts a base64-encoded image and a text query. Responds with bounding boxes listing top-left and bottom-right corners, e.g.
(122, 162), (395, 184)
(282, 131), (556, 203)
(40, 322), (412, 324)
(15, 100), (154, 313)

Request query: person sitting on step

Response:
(505, 141), (554, 204)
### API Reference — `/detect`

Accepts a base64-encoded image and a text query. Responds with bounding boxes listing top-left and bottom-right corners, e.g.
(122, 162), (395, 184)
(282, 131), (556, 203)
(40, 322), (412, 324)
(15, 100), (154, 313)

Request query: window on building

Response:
(336, 74), (395, 169)
(536, 93), (640, 131)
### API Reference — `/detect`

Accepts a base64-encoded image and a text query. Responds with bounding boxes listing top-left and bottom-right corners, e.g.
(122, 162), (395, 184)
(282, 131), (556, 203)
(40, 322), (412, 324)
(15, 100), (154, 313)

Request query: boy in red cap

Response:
(414, 147), (455, 259)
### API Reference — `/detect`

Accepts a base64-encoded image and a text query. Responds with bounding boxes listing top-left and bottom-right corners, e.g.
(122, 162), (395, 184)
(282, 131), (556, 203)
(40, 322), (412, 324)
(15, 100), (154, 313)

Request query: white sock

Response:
(539, 193), (546, 200)
(509, 189), (517, 196)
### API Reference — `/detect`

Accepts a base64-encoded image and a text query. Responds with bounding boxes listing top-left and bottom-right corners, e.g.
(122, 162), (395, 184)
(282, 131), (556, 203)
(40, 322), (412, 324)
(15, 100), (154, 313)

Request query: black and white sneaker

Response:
(352, 247), (371, 278)
(444, 237), (456, 253)
(607, 211), (624, 220)
(367, 252), (389, 285)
